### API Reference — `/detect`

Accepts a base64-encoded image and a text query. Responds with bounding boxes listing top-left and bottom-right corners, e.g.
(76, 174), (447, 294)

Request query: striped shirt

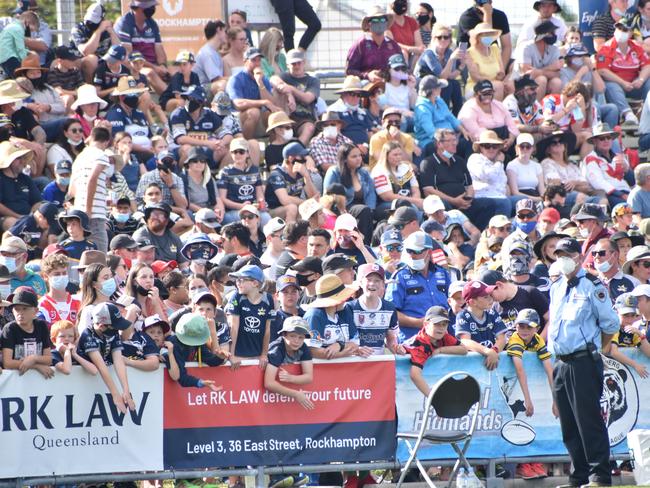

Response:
(72, 146), (111, 220)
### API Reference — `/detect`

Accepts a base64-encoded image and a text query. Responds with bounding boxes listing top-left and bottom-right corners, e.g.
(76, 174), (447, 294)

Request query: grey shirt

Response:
(132, 227), (187, 263)
(194, 42), (224, 85)
(560, 66), (593, 87)
(279, 72), (320, 118)
(521, 41), (560, 69)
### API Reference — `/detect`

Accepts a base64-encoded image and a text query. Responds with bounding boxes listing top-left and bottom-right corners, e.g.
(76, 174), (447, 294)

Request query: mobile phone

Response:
(459, 42), (468, 53)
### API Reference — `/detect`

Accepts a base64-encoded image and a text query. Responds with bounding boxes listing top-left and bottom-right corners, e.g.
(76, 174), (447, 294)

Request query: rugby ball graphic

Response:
(501, 419), (536, 446)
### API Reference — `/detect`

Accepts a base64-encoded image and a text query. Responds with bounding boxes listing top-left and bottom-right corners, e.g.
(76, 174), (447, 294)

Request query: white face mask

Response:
(406, 255), (427, 271)
(281, 128), (294, 141)
(322, 125), (338, 139)
(556, 256), (577, 275)
(614, 30), (629, 43)
(595, 259), (612, 274)
(0, 283), (11, 299)
(83, 113), (96, 122)
(579, 227), (590, 238)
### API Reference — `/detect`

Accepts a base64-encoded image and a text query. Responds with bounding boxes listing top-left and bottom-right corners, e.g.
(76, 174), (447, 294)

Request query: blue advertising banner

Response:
(396, 350), (649, 461)
(579, 0), (609, 52)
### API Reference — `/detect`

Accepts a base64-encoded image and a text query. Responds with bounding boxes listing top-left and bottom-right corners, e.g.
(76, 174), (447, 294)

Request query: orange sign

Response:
(120, 0), (224, 61)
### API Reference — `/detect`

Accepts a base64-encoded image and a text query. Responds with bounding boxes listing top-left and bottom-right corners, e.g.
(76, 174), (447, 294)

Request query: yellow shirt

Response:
(506, 332), (551, 360)
(466, 44), (501, 95)
(368, 130), (416, 169)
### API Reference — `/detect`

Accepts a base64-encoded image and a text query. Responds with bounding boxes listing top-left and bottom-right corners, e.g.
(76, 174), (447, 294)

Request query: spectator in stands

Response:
(290, 256), (322, 307)
(229, 9), (254, 47)
(71, 84), (109, 138)
(58, 209), (97, 264)
(238, 205), (267, 257)
(113, 132), (141, 193)
(221, 222), (253, 258)
(124, 262), (168, 320)
(346, 6), (401, 82)
(114, 0), (168, 94)
(385, 231), (451, 340)
(583, 123), (631, 206)
(372, 140), (422, 215)
(133, 202), (187, 266)
(517, 0), (567, 49)
(13, 1), (51, 65)
(159, 51), (201, 113)
(377, 229), (403, 275)
(265, 142), (319, 222)
(423, 194), (481, 245)
(0, 236), (43, 296)
(506, 133), (545, 200)
(41, 160), (70, 209)
(1, 286), (52, 377)
(380, 54), (417, 130)
(46, 119), (85, 176)
(598, 18), (650, 126)
(0, 11), (38, 78)
(307, 229), (330, 259)
(261, 218), (286, 277)
(194, 19), (227, 96)
(415, 24), (466, 115)
(387, 0), (424, 62)
(328, 76), (375, 149)
(465, 23), (507, 100)
(182, 147), (226, 221)
(264, 316), (314, 409)
(609, 294), (650, 379)
(629, 163), (650, 218)
(611, 202), (635, 232)
(6, 200), (58, 253)
(503, 75), (549, 141)
(300, 198), (325, 231)
(93, 45), (130, 100)
(457, 0), (512, 67)
(456, 280), (506, 369)
(370, 107), (419, 166)
(50, 319), (98, 375)
(592, 0), (629, 51)
(259, 28), (286, 78)
(309, 112), (352, 176)
(227, 47), (282, 139)
(264, 110), (296, 167)
(592, 238), (636, 300)
(0, 142), (40, 231)
(222, 27), (248, 78)
(331, 214), (376, 264)
(574, 203), (612, 267)
(517, 21), (563, 101)
(106, 76), (153, 156)
(416, 3), (435, 47)
(135, 151), (188, 209)
(458, 80), (518, 146)
(47, 45), (83, 111)
(271, 49), (319, 145)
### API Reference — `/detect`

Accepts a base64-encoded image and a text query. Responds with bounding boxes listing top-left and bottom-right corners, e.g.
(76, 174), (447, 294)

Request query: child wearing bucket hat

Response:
(303, 274), (362, 360)
(165, 312), (224, 391)
(264, 316), (315, 410)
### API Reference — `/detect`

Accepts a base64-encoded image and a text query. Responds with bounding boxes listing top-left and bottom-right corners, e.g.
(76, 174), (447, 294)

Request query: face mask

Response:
(543, 34), (557, 45)
(31, 76), (46, 90)
(14, 100), (22, 110)
(57, 176), (69, 186)
(481, 36), (494, 46)
(370, 21), (388, 35)
(136, 284), (149, 296)
(123, 96), (140, 109)
(322, 126), (338, 139)
(516, 220), (537, 234)
(393, 1), (408, 15)
(390, 69), (409, 81)
(83, 113), (96, 122)
(102, 327), (118, 338)
(441, 149), (454, 159)
(579, 227), (590, 238)
(595, 259), (612, 273)
(297, 274), (314, 287)
(114, 212), (131, 223)
(0, 283), (10, 299)
(143, 6), (156, 17)
(377, 93), (388, 106)
(188, 100), (202, 112)
(556, 256), (577, 275)
(100, 277), (117, 297)
(572, 57), (584, 67)
(50, 275), (69, 291)
(67, 137), (83, 147)
(614, 30), (629, 43)
(506, 255), (530, 276)
(281, 128), (294, 141)
(0, 256), (17, 273)
(406, 256), (426, 271)
(22, 165), (31, 176)
(613, 7), (626, 16)
(344, 101), (358, 111)
(417, 14), (430, 25)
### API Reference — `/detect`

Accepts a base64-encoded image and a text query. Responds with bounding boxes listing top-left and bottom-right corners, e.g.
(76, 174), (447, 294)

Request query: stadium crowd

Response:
(1, 0), (650, 486)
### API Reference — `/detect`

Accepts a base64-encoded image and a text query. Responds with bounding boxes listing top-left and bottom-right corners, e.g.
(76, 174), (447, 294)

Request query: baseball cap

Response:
(322, 253), (356, 274)
(238, 204), (260, 217)
(0, 236), (27, 253)
(277, 274), (300, 291)
(448, 280), (466, 297)
(403, 231), (434, 253)
(423, 195), (445, 215)
(191, 290), (218, 307)
(614, 293), (638, 314)
(55, 45), (82, 61)
(477, 269), (505, 286)
(515, 308), (540, 327)
(424, 305), (450, 324)
(142, 314), (171, 334)
(282, 142), (309, 159)
(566, 43), (589, 57)
(554, 237), (581, 255)
(129, 51), (145, 63)
(263, 217), (286, 237)
(357, 263), (385, 280)
(462, 280), (495, 301)
(135, 236), (155, 250)
(213, 91), (232, 116)
(474, 79), (494, 94)
(489, 214), (511, 228)
(632, 284), (650, 298)
(55, 159), (72, 175)
(516, 199), (537, 216)
(291, 256), (323, 275)
(540, 207), (561, 224)
(388, 206), (418, 226)
(195, 208), (221, 229)
(174, 50), (195, 64)
(230, 138), (248, 152)
(334, 213), (357, 231)
(103, 45), (127, 63)
(83, 2), (104, 23)
(38, 202), (60, 228)
(229, 264), (264, 283)
(516, 133), (535, 146)
(43, 243), (68, 258)
(280, 316), (311, 337)
(286, 49), (305, 64)
(573, 203), (607, 222)
(381, 229), (402, 246)
(151, 260), (178, 275)
(157, 150), (176, 163)
(299, 198), (323, 221)
(92, 302), (132, 330)
(421, 219), (445, 235)
(244, 47), (264, 60)
(7, 286), (38, 308)
(110, 234), (137, 251)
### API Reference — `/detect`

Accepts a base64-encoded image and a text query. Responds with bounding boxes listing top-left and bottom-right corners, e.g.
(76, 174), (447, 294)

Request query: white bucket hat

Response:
(72, 84), (108, 110)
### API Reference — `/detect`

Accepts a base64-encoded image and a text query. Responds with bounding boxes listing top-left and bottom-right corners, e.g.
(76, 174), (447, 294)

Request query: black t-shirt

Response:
(420, 153), (472, 198)
(12, 107), (39, 140)
(264, 142), (289, 169)
(0, 319), (52, 360)
(93, 60), (130, 94)
(496, 285), (549, 335)
(457, 7), (511, 44)
(267, 336), (312, 367)
(274, 249), (301, 279)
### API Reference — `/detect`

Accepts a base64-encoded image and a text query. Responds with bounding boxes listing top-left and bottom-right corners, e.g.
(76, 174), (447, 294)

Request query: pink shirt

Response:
(458, 98), (520, 140)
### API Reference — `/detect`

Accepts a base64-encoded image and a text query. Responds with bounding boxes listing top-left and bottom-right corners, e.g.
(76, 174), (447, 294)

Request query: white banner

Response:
(0, 367), (164, 478)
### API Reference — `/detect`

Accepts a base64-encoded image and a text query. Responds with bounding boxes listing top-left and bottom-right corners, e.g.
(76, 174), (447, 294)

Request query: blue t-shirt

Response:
(59, 237), (97, 261)
(216, 164), (263, 206)
(77, 326), (123, 366)
(330, 245), (377, 266)
(225, 292), (276, 357)
(121, 155), (141, 192)
(265, 166), (305, 209)
(346, 298), (398, 354)
(226, 70), (273, 101)
(42, 181), (67, 208)
(105, 104), (151, 141)
(303, 306), (359, 348)
(455, 308), (507, 348)
(0, 173), (42, 216)
(267, 336), (313, 366)
(70, 22), (112, 56)
(121, 330), (159, 360)
(93, 60), (130, 93)
(168, 106), (223, 145)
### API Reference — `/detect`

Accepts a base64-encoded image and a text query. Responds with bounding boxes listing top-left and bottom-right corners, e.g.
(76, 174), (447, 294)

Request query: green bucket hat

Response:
(175, 313), (210, 346)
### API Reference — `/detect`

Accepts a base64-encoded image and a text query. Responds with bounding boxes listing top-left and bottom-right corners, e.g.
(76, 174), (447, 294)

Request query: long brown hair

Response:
(80, 263), (108, 310)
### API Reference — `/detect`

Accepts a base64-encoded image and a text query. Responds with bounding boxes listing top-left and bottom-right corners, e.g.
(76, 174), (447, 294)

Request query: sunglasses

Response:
(478, 91), (494, 97)
(231, 149), (247, 155)
(294, 158), (306, 164)
(241, 213), (258, 220)
(69, 128), (83, 134)
(591, 250), (608, 257)
(481, 144), (501, 149)
(517, 213), (536, 220)
(386, 245), (403, 252)
(518, 143), (533, 150)
(638, 261), (650, 268)
(622, 312), (639, 318)
(550, 139), (564, 145)
(406, 248), (426, 255)
(435, 35), (451, 40)
(497, 225), (513, 232)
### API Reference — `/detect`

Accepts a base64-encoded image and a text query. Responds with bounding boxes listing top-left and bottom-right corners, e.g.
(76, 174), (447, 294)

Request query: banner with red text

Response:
(162, 356), (396, 469)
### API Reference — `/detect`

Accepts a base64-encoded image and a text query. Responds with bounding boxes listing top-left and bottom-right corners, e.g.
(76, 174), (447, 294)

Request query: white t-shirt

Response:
(506, 158), (542, 191)
(371, 163), (418, 196)
(383, 83), (411, 111)
(72, 146), (110, 220)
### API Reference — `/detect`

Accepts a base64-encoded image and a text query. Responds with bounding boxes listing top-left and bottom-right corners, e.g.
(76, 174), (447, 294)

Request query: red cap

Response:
(151, 260), (178, 275)
(462, 280), (495, 301)
(43, 243), (68, 258)
(539, 207), (561, 224)
(357, 263), (385, 280)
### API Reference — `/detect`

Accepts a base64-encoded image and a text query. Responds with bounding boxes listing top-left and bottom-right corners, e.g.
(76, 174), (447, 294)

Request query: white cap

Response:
(299, 198), (323, 221)
(516, 133), (534, 146)
(632, 284), (650, 298)
(263, 217), (286, 236)
(238, 204), (259, 217)
(84, 2), (104, 23)
(423, 195), (445, 215)
(334, 213), (357, 231)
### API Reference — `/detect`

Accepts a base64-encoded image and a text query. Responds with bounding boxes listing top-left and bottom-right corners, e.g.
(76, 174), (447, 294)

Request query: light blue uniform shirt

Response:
(547, 269), (619, 356)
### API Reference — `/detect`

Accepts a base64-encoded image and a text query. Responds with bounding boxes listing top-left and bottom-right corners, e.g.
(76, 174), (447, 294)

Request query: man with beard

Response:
(503, 75), (552, 141)
(132, 202), (188, 268)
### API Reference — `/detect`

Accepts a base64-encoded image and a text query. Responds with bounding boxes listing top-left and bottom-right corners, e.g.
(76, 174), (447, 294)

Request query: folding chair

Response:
(396, 371), (481, 488)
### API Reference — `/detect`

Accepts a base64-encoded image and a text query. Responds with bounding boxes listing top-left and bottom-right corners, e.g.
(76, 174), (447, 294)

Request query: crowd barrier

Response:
(0, 350), (648, 480)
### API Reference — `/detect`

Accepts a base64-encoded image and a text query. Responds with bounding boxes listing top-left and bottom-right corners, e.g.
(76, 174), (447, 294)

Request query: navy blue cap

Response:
(181, 85), (206, 102)
(554, 238), (581, 255)
(282, 142), (309, 159)
(103, 45), (127, 63)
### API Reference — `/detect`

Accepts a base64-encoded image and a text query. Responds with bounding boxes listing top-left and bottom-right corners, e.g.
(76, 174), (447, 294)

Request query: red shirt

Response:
(38, 294), (81, 327)
(389, 16), (419, 46)
(596, 38), (649, 82)
(404, 327), (460, 368)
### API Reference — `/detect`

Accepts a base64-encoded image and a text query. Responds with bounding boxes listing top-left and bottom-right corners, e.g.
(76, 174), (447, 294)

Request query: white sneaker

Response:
(624, 111), (639, 125)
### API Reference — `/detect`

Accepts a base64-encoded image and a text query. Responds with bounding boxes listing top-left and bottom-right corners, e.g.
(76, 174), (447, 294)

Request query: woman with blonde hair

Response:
(465, 23), (507, 99)
(222, 27), (248, 77)
(259, 27), (287, 78)
(371, 140), (422, 216)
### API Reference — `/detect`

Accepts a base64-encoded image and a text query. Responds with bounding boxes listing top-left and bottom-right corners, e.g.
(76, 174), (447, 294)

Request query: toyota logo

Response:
(239, 185), (254, 196)
(244, 316), (260, 329)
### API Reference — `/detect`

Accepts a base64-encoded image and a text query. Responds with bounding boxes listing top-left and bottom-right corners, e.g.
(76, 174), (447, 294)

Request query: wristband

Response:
(197, 379), (204, 388)
(492, 345), (499, 353)
(338, 341), (345, 352)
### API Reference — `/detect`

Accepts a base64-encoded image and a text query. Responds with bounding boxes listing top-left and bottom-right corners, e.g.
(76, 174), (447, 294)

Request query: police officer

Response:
(547, 238), (619, 488)
(385, 231), (451, 341)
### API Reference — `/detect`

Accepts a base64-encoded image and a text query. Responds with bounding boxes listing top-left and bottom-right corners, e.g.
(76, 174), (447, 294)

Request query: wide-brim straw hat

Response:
(336, 75), (365, 94)
(306, 274), (359, 308)
(266, 111), (294, 133)
(111, 76), (148, 97)
(361, 5), (394, 32)
(72, 84), (108, 110)
(469, 22), (502, 41)
(586, 122), (620, 144)
(0, 79), (29, 105)
(14, 53), (48, 76)
(0, 141), (33, 169)
(622, 245), (650, 274)
(472, 130), (504, 152)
